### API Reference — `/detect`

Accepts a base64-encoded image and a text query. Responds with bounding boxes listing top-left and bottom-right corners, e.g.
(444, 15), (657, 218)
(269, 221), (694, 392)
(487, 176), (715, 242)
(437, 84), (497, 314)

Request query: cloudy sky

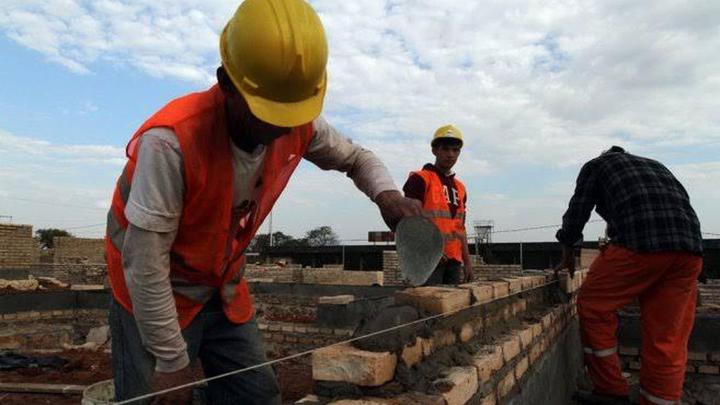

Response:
(1, 0), (719, 244)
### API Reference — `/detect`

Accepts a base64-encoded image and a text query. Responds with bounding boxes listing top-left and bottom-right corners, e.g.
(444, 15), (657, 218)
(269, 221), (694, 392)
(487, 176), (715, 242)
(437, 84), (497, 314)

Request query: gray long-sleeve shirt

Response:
(122, 116), (397, 372)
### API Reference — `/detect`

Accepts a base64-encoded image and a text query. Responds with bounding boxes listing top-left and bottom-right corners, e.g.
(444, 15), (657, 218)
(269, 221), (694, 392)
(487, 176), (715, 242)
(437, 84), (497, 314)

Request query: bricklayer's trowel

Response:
(395, 216), (444, 286)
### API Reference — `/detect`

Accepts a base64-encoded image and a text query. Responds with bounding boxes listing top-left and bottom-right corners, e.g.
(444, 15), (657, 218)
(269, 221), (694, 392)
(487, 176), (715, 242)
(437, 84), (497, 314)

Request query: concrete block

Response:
(472, 347), (503, 383)
(497, 371), (516, 398)
(515, 356), (529, 379)
(458, 282), (494, 304)
(709, 352), (720, 362)
(434, 367), (478, 405)
(401, 337), (423, 368)
(312, 343), (397, 386)
(501, 336), (521, 363)
(395, 286), (471, 314)
(517, 326), (533, 349)
(318, 295), (355, 305)
(531, 275), (546, 288)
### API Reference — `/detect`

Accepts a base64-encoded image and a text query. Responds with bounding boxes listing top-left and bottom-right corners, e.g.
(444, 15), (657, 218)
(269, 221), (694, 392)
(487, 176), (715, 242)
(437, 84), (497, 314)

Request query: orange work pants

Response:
(577, 244), (702, 404)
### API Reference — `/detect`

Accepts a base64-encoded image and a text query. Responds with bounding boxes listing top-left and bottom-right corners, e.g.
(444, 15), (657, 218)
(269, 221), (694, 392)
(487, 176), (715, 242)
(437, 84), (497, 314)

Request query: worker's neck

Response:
(434, 162), (453, 176)
(226, 105), (261, 153)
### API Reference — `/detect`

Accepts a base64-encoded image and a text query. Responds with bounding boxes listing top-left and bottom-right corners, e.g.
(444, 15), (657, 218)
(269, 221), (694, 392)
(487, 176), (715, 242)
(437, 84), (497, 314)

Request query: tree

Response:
(304, 226), (339, 247)
(250, 231), (305, 253)
(35, 228), (71, 249)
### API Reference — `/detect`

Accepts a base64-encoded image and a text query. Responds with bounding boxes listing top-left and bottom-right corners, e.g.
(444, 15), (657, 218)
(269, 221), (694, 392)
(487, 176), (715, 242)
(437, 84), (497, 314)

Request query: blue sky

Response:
(1, 0), (719, 244)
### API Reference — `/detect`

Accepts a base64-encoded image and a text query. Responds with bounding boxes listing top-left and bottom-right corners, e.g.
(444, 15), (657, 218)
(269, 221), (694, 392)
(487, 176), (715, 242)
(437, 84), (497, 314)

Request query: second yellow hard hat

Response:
(432, 124), (464, 147)
(220, 0), (328, 127)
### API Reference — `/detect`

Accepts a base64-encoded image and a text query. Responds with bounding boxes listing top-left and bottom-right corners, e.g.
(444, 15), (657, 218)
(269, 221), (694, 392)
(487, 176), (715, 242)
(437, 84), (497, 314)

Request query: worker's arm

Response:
(402, 174), (426, 203)
(304, 116), (421, 228)
(123, 129), (189, 373)
(555, 160), (598, 275)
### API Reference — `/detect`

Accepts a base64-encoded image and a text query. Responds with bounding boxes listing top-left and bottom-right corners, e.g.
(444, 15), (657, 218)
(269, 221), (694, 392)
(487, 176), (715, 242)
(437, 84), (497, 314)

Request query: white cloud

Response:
(2, 0), (719, 240)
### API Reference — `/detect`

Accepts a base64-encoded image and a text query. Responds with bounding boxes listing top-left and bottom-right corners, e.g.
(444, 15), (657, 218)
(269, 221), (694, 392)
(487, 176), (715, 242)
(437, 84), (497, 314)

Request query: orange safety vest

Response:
(410, 169), (467, 263)
(105, 85), (314, 328)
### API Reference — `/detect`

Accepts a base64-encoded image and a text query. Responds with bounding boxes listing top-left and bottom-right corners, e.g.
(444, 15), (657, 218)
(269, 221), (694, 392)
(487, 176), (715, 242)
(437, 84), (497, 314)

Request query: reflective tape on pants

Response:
(583, 346), (617, 358)
(639, 388), (677, 405)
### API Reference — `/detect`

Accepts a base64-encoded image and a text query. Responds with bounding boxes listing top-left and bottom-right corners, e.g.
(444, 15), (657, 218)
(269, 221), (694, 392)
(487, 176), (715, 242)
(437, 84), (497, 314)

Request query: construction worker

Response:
(104, 0), (421, 403)
(555, 146), (703, 405)
(403, 125), (473, 285)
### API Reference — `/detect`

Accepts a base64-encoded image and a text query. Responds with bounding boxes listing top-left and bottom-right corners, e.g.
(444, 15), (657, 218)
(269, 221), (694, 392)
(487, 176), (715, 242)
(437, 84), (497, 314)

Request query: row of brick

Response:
(305, 300), (579, 405)
(619, 349), (720, 375)
(0, 308), (106, 322)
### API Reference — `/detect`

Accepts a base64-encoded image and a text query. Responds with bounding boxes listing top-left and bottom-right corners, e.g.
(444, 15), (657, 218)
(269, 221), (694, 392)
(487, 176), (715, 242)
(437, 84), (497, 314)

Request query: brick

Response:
(512, 299), (527, 315)
(433, 329), (456, 348)
(619, 346), (639, 356)
(471, 347), (503, 383)
(518, 276), (535, 291)
(629, 361), (641, 370)
(401, 337), (423, 368)
(501, 336), (521, 362)
(312, 343), (397, 386)
(477, 281), (509, 299)
(502, 278), (522, 295)
(479, 392), (497, 405)
(517, 327), (533, 349)
(395, 286), (471, 314)
(529, 342), (542, 364)
(497, 371), (516, 398)
(458, 282), (493, 304)
(434, 367), (478, 405)
(421, 337), (434, 357)
(710, 352), (720, 362)
(258, 323), (268, 331)
(515, 356), (529, 379)
(459, 323), (474, 343)
(530, 322), (542, 339)
(327, 400), (387, 405)
(698, 365), (720, 375)
(688, 351), (707, 361)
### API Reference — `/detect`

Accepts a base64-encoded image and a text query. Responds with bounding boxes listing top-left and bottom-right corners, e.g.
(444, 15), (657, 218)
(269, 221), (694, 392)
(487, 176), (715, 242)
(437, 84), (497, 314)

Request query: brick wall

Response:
(246, 264), (383, 286)
(28, 263), (107, 285)
(305, 270), (587, 405)
(0, 308), (107, 350)
(0, 224), (34, 270)
(53, 236), (106, 264)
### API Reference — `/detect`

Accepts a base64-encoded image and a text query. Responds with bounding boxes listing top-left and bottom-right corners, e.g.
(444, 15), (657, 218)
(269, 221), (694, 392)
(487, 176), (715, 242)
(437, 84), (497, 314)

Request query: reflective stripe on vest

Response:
(425, 210), (466, 221)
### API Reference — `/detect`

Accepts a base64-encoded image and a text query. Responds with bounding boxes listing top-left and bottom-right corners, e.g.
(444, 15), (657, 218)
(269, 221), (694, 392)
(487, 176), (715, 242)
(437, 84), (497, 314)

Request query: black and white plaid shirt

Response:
(556, 148), (703, 255)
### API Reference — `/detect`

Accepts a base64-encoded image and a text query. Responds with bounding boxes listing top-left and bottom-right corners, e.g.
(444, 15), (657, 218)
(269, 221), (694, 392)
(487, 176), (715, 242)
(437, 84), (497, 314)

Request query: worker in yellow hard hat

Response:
(106, 0), (422, 403)
(403, 125), (474, 285)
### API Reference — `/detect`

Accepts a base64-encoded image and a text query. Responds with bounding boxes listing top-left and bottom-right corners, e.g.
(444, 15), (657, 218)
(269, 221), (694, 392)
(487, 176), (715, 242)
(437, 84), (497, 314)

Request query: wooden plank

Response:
(0, 382), (86, 394)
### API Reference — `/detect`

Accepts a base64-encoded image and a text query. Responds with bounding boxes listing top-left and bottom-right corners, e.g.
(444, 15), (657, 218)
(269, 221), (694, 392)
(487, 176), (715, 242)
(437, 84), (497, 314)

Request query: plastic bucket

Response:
(81, 379), (115, 405)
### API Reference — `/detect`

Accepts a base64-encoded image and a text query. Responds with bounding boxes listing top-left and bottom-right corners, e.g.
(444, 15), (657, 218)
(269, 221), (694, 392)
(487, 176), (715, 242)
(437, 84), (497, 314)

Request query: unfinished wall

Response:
(0, 224), (34, 270)
(28, 263), (107, 285)
(246, 265), (384, 286)
(53, 236), (106, 264)
(304, 270), (587, 405)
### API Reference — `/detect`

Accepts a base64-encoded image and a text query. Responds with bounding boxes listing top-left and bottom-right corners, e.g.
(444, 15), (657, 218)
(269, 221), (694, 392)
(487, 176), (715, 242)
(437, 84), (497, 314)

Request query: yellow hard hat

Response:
(432, 124), (463, 147)
(220, 0), (328, 127)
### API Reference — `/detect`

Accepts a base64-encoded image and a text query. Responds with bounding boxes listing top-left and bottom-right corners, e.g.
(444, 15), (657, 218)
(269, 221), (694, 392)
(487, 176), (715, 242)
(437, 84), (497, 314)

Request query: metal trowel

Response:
(395, 216), (444, 286)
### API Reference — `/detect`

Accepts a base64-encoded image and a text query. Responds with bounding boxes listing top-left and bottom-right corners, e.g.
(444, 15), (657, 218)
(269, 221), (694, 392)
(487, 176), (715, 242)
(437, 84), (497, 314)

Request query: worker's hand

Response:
(464, 264), (474, 283)
(554, 245), (576, 279)
(150, 365), (195, 405)
(375, 190), (423, 231)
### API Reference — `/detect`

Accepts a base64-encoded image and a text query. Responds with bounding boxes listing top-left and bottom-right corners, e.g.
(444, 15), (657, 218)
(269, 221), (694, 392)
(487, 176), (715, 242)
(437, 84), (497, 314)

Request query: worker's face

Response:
(225, 90), (291, 145)
(432, 142), (462, 172)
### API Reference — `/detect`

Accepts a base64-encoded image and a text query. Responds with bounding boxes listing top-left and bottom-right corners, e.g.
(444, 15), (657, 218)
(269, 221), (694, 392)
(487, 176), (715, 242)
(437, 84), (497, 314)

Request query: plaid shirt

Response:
(556, 149), (702, 254)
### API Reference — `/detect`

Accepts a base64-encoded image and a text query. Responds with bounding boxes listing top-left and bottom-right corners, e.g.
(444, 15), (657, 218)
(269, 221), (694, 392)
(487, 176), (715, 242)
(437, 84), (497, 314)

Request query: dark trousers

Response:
(109, 295), (280, 405)
(424, 259), (463, 285)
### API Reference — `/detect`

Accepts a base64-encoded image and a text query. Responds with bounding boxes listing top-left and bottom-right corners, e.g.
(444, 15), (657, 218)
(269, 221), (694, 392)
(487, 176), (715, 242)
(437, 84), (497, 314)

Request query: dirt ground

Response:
(0, 349), (314, 404)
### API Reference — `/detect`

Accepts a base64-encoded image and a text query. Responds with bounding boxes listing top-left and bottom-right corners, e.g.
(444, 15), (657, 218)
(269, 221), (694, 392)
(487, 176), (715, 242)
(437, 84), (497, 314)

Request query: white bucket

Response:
(81, 379), (115, 405)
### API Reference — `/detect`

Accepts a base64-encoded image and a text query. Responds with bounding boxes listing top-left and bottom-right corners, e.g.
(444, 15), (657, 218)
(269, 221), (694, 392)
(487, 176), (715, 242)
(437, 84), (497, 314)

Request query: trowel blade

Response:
(395, 216), (444, 286)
